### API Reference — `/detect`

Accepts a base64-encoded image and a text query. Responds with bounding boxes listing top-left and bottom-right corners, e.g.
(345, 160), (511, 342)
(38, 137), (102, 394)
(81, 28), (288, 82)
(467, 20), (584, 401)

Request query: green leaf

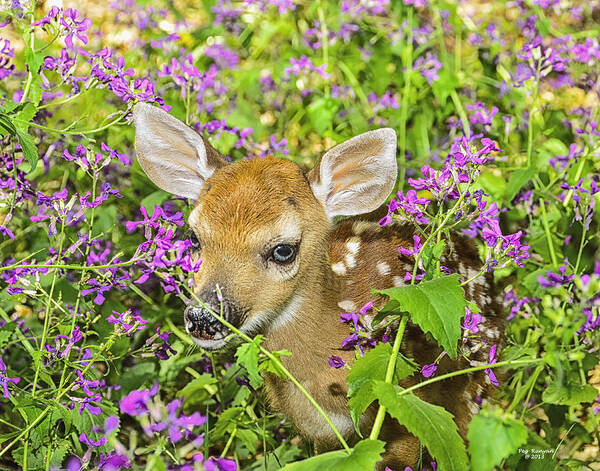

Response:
(505, 168), (535, 203)
(15, 126), (38, 173)
(237, 428), (259, 454)
(25, 48), (45, 75)
(247, 443), (303, 471)
(141, 191), (170, 216)
(281, 439), (385, 471)
(375, 274), (466, 359)
(15, 103), (37, 123)
(212, 406), (244, 440)
(307, 97), (339, 135)
(347, 343), (416, 430)
(236, 335), (263, 388)
(145, 455), (167, 471)
(347, 342), (416, 396)
(178, 373), (217, 401)
(347, 380), (376, 431)
(372, 381), (469, 471)
(467, 408), (528, 471)
(541, 380), (598, 406)
(0, 112), (16, 136)
(420, 239), (447, 279)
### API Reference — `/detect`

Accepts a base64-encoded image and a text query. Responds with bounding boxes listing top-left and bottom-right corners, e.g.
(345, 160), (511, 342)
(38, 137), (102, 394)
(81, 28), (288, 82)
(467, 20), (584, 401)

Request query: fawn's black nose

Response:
(184, 305), (222, 340)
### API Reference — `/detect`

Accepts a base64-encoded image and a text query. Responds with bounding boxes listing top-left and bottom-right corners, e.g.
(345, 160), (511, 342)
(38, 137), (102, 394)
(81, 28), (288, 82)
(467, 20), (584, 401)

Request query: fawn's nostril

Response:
(184, 305), (223, 339)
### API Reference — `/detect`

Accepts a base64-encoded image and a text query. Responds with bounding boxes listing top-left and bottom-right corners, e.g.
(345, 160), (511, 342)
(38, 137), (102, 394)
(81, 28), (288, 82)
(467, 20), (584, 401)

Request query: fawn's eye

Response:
(271, 244), (297, 264)
(187, 230), (201, 250)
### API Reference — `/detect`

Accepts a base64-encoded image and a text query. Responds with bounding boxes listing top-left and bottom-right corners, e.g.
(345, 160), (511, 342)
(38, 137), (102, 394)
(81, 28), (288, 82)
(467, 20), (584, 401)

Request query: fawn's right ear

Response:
(133, 103), (225, 200)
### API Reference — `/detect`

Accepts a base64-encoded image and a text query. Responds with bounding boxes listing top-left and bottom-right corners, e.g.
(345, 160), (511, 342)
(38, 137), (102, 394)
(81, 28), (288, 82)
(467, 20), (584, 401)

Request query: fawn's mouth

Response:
(184, 305), (232, 350)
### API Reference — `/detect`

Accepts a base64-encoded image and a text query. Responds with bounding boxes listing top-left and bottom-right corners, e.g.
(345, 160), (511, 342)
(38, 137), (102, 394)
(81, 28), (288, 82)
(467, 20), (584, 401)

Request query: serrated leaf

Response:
(236, 335), (263, 388)
(49, 444), (69, 467)
(347, 343), (416, 430)
(281, 439), (385, 471)
(347, 343), (416, 396)
(467, 408), (528, 471)
(372, 381), (468, 471)
(15, 102), (37, 123)
(375, 275), (466, 359)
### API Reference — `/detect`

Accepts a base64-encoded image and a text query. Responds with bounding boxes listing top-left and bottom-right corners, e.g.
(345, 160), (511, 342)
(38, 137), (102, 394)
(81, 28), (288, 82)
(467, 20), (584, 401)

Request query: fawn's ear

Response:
(307, 128), (397, 219)
(133, 103), (226, 200)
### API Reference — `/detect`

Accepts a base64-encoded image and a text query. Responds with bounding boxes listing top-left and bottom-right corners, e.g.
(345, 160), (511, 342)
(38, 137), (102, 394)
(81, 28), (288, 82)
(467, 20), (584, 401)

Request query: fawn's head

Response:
(133, 103), (397, 349)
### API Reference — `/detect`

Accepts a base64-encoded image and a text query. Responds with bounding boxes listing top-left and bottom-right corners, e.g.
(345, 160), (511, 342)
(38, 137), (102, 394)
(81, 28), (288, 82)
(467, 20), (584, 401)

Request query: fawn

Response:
(133, 102), (504, 469)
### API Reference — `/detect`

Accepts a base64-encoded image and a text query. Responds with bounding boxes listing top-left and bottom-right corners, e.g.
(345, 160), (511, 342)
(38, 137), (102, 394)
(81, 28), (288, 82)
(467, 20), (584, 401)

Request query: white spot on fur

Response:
(346, 237), (361, 254)
(344, 253), (357, 269)
(376, 261), (391, 276)
(331, 262), (347, 275)
(338, 300), (357, 312)
(393, 276), (404, 287)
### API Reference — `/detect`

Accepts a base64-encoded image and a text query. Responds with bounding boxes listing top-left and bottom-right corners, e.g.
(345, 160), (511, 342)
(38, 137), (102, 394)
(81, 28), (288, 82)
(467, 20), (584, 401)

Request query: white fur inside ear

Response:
(310, 128), (397, 219)
(133, 103), (215, 200)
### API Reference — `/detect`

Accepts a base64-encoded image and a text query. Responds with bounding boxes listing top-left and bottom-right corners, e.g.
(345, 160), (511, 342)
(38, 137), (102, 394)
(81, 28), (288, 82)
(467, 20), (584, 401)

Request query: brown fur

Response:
(189, 157), (504, 469)
(132, 105), (504, 469)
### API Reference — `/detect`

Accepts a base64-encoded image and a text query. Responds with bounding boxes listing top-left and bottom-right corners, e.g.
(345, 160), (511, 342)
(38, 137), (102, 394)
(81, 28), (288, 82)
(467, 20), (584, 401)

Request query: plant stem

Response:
(20, 6), (36, 104)
(398, 7), (413, 190)
(369, 316), (408, 440)
(562, 149), (588, 207)
(398, 358), (543, 399)
(317, 3), (330, 98)
(58, 174), (98, 391)
(31, 219), (66, 395)
(539, 197), (558, 268)
(519, 364), (543, 420)
(450, 90), (470, 137)
(13, 109), (129, 136)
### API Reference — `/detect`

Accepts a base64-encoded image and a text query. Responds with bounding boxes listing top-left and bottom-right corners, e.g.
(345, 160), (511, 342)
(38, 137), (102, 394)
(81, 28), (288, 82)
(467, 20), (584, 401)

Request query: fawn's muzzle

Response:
(184, 305), (225, 342)
(184, 286), (243, 349)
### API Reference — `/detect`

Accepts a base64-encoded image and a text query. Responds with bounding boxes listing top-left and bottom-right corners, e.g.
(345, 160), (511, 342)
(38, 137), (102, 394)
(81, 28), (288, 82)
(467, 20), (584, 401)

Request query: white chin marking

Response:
(192, 337), (228, 350)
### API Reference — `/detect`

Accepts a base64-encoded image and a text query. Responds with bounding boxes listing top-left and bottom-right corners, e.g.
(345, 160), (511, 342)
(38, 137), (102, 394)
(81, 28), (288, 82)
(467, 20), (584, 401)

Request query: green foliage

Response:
(468, 408), (529, 471)
(375, 275), (467, 359)
(347, 342), (416, 430)
(281, 439), (385, 471)
(373, 382), (469, 471)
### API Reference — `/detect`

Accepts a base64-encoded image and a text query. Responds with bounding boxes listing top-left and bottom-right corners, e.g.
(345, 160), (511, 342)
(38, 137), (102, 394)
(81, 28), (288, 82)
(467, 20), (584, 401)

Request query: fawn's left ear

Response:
(133, 102), (226, 200)
(307, 128), (397, 219)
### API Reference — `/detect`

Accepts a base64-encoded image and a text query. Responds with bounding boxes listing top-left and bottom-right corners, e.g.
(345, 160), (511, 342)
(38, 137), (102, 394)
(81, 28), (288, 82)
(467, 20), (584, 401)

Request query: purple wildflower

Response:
(421, 363), (437, 378)
(484, 345), (499, 386)
(329, 356), (346, 368)
(79, 432), (107, 447)
(0, 357), (20, 398)
(120, 383), (159, 416)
